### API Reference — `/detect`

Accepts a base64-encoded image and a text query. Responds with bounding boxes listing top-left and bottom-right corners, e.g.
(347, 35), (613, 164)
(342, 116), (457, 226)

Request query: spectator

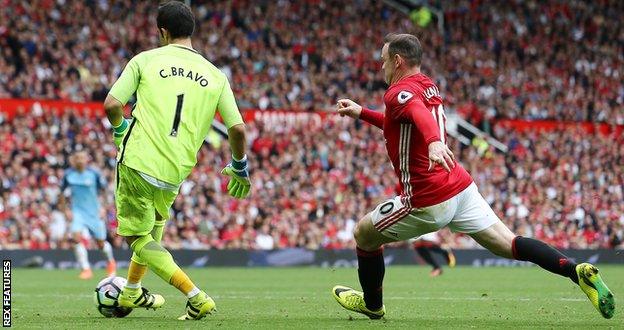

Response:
(1, 1), (621, 122)
(0, 106), (622, 250)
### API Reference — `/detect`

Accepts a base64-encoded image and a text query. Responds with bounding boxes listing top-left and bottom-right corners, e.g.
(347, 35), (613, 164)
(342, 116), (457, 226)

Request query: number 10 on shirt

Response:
(430, 104), (446, 144)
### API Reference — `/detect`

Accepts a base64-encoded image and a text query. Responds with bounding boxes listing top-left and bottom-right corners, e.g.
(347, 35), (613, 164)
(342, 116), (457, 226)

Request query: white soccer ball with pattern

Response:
(93, 276), (132, 318)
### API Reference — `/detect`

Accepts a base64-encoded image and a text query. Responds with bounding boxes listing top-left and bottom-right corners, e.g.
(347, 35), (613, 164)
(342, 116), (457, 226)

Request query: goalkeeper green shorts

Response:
(115, 164), (178, 236)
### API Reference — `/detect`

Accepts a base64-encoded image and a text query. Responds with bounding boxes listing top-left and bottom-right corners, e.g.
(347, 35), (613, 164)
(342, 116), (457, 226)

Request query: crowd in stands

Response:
(1, 0), (622, 124)
(0, 108), (622, 250)
(0, 0), (622, 250)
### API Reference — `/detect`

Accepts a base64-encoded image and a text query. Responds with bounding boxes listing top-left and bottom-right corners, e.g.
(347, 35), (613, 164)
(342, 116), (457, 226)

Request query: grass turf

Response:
(11, 265), (623, 329)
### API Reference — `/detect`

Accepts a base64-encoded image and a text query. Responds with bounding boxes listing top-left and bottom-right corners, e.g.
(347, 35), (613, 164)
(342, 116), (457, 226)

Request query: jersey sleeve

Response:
(217, 77), (244, 128)
(359, 107), (384, 129)
(108, 54), (142, 105)
(386, 87), (440, 145)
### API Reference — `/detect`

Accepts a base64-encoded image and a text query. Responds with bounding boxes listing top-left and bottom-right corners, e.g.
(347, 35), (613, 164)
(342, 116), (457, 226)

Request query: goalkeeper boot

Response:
(576, 263), (615, 319)
(177, 291), (216, 320)
(118, 287), (165, 310)
(331, 285), (385, 319)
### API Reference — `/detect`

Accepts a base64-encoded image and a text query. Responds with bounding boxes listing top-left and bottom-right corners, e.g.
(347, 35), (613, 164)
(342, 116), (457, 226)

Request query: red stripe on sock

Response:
(356, 247), (384, 257)
(511, 236), (520, 260)
(413, 241), (435, 249)
(559, 258), (569, 268)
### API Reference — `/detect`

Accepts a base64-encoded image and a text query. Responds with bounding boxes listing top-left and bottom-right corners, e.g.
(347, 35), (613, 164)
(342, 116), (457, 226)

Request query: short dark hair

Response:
(383, 33), (423, 67)
(157, 1), (195, 39)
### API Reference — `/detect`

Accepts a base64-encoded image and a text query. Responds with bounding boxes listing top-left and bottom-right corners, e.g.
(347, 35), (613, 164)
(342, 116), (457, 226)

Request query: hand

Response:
(64, 209), (72, 221)
(336, 99), (362, 119)
(221, 156), (251, 199)
(428, 141), (455, 172)
(113, 118), (130, 148)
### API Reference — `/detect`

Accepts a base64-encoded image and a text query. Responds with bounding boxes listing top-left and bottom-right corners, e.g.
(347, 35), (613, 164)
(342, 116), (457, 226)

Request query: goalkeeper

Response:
(103, 1), (250, 321)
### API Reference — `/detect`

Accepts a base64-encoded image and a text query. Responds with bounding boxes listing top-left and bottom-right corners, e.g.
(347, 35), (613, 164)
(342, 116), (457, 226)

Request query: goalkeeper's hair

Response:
(157, 1), (195, 39)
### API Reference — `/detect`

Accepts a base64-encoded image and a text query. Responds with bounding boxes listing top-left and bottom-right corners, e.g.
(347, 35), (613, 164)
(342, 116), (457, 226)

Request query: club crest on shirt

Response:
(397, 91), (413, 104)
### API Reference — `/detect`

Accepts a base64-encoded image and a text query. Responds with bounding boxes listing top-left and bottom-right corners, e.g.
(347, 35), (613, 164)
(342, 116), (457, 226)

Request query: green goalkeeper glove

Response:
(112, 118), (130, 148)
(221, 155), (251, 199)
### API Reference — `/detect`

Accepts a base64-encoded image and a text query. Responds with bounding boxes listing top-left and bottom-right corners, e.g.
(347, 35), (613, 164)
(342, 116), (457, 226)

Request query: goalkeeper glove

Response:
(221, 155), (251, 199)
(112, 118), (130, 148)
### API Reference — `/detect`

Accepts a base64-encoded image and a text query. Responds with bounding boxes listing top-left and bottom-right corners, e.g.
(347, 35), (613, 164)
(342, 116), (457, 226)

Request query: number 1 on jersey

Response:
(430, 104), (446, 144)
(170, 94), (184, 137)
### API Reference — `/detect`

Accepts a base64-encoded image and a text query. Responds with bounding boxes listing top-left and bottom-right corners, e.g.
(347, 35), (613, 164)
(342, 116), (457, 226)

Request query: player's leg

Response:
(94, 239), (116, 276)
(88, 218), (116, 276)
(116, 164), (215, 319)
(469, 221), (577, 273)
(413, 241), (442, 275)
(125, 229), (215, 320)
(151, 192), (216, 321)
(429, 244), (455, 268)
(354, 215), (396, 309)
(332, 196), (442, 319)
(332, 213), (395, 319)
(115, 164), (166, 310)
(125, 215), (165, 290)
(450, 183), (615, 319)
(70, 217), (92, 279)
(470, 221), (615, 318)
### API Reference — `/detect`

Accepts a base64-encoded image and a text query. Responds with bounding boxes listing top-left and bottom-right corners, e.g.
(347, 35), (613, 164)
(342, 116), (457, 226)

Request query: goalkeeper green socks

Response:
(130, 235), (199, 297)
(126, 221), (165, 285)
(130, 235), (180, 284)
(130, 219), (166, 266)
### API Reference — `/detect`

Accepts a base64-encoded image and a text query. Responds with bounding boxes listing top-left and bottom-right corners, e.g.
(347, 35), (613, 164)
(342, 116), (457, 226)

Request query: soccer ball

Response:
(93, 276), (132, 318)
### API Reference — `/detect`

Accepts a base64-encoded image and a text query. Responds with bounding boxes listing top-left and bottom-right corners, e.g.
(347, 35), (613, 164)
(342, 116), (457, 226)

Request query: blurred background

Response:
(0, 0), (622, 257)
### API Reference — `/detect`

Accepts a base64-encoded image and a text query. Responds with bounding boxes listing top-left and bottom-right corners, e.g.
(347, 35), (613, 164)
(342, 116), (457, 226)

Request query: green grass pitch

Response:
(11, 265), (623, 329)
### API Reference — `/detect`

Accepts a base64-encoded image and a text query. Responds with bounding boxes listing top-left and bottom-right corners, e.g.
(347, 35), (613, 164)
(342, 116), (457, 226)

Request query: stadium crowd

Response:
(1, 0), (623, 125)
(0, 109), (622, 250)
(0, 0), (622, 250)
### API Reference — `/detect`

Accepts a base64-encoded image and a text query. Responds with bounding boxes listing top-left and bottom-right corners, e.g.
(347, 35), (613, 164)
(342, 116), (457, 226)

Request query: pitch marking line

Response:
(12, 293), (586, 302)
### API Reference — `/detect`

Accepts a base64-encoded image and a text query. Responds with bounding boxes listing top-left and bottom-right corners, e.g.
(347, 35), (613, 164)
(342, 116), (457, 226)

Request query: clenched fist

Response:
(336, 99), (362, 119)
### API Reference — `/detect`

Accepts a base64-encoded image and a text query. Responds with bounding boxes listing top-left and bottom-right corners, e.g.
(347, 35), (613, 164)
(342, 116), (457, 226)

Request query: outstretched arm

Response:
(336, 99), (384, 129)
(359, 107), (384, 130)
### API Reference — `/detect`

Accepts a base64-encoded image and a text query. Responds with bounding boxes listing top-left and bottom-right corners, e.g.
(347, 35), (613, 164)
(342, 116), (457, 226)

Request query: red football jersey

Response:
(382, 73), (472, 208)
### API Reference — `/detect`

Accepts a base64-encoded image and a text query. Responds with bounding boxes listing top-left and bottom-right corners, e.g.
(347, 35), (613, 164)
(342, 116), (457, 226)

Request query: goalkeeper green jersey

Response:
(109, 44), (243, 185)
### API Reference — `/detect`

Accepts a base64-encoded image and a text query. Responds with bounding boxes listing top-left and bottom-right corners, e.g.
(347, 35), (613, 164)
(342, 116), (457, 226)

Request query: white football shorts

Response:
(370, 182), (499, 241)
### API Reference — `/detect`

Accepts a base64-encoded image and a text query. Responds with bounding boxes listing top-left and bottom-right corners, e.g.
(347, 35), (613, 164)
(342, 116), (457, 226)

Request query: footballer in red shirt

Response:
(331, 33), (614, 320)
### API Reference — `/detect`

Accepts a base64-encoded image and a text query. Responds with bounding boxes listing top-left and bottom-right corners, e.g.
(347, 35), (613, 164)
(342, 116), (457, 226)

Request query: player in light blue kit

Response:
(59, 151), (116, 279)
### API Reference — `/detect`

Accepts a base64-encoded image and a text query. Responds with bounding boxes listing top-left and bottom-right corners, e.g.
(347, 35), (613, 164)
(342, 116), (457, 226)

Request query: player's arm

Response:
(336, 99), (384, 129)
(217, 78), (251, 199)
(104, 56), (141, 146)
(228, 124), (246, 161)
(95, 170), (107, 193)
(395, 94), (455, 171)
(57, 173), (69, 211)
